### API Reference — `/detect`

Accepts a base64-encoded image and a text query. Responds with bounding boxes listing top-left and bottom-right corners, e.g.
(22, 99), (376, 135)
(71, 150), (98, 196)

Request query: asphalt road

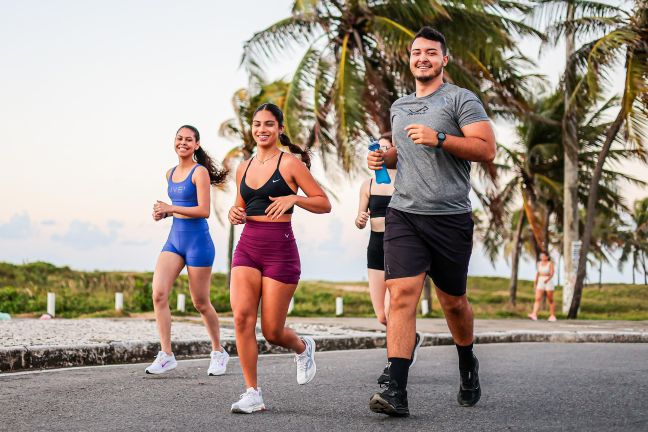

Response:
(1, 343), (646, 431)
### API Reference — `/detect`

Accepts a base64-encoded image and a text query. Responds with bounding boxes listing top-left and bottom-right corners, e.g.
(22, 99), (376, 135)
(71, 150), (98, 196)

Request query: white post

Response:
(421, 299), (430, 316)
(288, 297), (294, 314)
(563, 240), (582, 314)
(177, 294), (186, 312)
(115, 292), (124, 311)
(335, 297), (343, 316)
(47, 292), (56, 317)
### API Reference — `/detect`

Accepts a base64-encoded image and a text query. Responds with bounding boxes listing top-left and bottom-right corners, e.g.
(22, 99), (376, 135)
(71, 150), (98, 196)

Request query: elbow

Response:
(323, 202), (332, 214)
(482, 145), (496, 163)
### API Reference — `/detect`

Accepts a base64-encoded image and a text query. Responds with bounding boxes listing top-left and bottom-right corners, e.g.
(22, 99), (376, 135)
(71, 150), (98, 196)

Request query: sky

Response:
(1, 0), (645, 283)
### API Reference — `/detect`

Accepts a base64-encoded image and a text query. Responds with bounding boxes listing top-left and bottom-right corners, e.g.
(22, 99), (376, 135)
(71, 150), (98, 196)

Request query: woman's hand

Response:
(154, 200), (174, 215)
(266, 195), (298, 220)
(228, 206), (246, 225)
(152, 210), (166, 221)
(356, 211), (370, 229)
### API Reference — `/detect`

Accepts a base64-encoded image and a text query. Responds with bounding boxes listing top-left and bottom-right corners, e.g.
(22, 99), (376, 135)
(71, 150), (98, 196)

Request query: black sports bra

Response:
(240, 152), (296, 216)
(368, 179), (392, 218)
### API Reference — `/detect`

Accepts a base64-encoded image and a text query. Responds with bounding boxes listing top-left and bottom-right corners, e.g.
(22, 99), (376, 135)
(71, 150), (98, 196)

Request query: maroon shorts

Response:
(232, 220), (301, 285)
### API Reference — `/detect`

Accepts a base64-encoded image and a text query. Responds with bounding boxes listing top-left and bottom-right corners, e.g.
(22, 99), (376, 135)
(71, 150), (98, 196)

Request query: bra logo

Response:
(272, 178), (281, 183)
(285, 234), (289, 238)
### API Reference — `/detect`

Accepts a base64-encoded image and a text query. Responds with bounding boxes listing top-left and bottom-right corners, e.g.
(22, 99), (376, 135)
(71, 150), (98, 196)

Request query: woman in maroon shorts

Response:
(227, 103), (332, 413)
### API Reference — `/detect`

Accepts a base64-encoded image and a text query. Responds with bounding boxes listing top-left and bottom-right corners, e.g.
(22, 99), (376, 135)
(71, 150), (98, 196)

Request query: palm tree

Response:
(618, 197), (648, 285)
(570, 2), (648, 317)
(532, 0), (624, 303)
(216, 78), (290, 288)
(485, 85), (639, 305)
(242, 0), (542, 172)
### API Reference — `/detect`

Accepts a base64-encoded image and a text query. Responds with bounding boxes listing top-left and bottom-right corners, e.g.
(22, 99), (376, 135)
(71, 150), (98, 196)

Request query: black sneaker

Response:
(410, 331), (424, 368)
(369, 379), (409, 417)
(377, 363), (390, 385)
(457, 356), (481, 407)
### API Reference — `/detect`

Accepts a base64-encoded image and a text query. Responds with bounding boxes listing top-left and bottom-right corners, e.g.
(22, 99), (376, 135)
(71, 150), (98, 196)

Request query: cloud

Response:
(0, 212), (33, 239)
(41, 219), (57, 226)
(52, 220), (119, 250)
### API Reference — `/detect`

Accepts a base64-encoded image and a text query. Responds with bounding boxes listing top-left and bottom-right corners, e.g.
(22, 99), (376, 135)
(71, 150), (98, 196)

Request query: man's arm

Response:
(404, 121), (495, 163)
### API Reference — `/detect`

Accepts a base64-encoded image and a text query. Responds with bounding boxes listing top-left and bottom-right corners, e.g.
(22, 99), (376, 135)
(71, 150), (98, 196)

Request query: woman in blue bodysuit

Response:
(147, 125), (230, 376)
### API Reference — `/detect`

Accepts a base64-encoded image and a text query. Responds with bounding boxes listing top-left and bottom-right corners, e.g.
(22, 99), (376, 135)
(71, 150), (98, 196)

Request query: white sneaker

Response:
(208, 348), (229, 376)
(145, 351), (177, 375)
(295, 336), (316, 385)
(231, 387), (266, 414)
(410, 331), (424, 368)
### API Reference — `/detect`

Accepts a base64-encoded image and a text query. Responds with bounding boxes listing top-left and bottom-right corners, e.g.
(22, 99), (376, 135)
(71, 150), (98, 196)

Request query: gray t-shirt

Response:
(389, 83), (489, 215)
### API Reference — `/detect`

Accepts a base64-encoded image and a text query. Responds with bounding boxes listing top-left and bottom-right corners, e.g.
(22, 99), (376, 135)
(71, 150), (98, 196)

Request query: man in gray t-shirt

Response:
(368, 27), (495, 418)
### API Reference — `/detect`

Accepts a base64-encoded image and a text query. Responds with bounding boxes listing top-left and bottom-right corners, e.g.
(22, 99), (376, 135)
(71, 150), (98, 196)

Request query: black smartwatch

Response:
(436, 131), (446, 149)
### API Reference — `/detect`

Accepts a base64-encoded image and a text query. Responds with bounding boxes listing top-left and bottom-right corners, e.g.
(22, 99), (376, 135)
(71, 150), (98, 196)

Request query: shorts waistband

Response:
(171, 218), (209, 231)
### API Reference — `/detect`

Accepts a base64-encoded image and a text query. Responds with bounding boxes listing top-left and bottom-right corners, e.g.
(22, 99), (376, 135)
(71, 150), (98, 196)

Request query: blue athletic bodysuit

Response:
(161, 164), (215, 267)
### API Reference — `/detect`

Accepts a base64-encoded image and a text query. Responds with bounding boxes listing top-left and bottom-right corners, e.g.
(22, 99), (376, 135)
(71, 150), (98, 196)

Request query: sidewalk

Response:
(1, 317), (647, 372)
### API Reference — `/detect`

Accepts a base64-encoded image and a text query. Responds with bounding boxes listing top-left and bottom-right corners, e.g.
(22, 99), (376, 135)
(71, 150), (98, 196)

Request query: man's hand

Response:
(405, 124), (438, 146)
(367, 149), (385, 171)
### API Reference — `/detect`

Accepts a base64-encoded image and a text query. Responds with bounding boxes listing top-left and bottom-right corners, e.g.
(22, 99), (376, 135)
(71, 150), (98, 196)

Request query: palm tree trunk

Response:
(563, 1), (579, 315)
(509, 211), (525, 306)
(643, 251), (647, 285)
(423, 276), (433, 312)
(569, 106), (626, 318)
(598, 260), (602, 290)
(226, 224), (235, 289)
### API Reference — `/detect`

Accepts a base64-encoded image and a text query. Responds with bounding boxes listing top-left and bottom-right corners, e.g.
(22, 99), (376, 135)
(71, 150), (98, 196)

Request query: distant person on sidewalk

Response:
(367, 27), (495, 417)
(147, 125), (230, 376)
(528, 252), (557, 322)
(228, 103), (331, 414)
(355, 131), (423, 385)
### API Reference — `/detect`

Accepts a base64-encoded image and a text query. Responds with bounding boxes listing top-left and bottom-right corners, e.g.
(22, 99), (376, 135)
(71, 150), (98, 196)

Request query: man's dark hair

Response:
(409, 26), (447, 55)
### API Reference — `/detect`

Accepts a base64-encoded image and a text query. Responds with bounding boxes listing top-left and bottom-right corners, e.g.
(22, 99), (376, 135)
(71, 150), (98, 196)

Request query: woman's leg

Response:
(187, 266), (221, 351)
(528, 289), (544, 320)
(547, 291), (556, 318)
(152, 252), (185, 354)
(368, 269), (388, 326)
(230, 266), (263, 389)
(259, 277), (305, 353)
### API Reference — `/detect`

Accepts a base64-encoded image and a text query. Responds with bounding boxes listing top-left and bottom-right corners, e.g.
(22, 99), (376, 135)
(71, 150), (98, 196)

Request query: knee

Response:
(442, 297), (468, 317)
(233, 311), (256, 333)
(152, 291), (168, 307)
(388, 287), (418, 312)
(192, 299), (213, 315)
(261, 326), (283, 345)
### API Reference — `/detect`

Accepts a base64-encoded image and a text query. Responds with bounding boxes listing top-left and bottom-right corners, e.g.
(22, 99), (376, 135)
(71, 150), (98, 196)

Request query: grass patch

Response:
(0, 262), (646, 320)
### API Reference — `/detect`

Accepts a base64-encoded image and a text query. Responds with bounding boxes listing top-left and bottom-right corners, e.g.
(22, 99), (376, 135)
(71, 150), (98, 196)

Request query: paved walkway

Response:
(1, 317), (646, 372)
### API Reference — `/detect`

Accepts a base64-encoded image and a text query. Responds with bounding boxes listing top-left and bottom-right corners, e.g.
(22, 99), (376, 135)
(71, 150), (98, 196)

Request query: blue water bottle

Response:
(368, 139), (391, 184)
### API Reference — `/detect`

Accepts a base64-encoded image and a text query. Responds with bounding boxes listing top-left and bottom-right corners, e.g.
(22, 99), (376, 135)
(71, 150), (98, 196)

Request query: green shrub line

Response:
(1, 261), (647, 320)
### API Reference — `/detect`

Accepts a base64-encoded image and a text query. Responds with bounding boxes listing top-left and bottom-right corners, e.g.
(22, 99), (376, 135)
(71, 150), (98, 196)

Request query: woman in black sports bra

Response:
(355, 132), (397, 326)
(227, 103), (331, 413)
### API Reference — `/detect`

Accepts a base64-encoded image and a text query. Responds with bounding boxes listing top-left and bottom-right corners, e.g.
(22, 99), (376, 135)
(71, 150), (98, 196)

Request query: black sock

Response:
(456, 343), (476, 370)
(388, 357), (411, 389)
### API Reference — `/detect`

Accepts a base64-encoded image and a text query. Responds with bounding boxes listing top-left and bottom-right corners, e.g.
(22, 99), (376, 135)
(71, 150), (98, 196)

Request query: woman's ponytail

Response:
(194, 146), (228, 185)
(279, 133), (311, 169)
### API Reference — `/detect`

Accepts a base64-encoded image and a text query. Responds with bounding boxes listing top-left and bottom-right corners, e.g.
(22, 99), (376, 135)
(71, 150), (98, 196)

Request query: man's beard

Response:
(414, 65), (443, 83)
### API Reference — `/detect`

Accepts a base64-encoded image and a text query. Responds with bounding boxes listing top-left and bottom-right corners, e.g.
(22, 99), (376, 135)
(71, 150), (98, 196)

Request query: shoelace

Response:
(295, 353), (312, 371)
(239, 390), (256, 401)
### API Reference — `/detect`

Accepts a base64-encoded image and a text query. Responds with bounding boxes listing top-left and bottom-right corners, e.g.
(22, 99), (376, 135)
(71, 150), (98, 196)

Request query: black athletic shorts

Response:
(384, 208), (473, 296)
(367, 231), (385, 271)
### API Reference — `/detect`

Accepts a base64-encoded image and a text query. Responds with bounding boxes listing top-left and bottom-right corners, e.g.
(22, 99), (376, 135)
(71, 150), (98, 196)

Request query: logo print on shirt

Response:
(407, 106), (429, 116)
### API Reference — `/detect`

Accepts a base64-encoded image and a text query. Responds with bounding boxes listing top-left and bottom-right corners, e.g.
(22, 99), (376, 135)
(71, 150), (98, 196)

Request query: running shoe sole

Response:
(369, 394), (409, 417)
(145, 364), (177, 375)
(231, 404), (266, 414)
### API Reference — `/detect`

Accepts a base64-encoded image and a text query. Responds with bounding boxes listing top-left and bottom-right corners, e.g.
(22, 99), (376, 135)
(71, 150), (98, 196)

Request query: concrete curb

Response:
(1, 331), (646, 373)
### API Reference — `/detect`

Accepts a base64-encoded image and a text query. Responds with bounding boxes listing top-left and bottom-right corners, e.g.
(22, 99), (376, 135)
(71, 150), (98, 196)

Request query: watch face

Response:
(438, 132), (446, 140)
